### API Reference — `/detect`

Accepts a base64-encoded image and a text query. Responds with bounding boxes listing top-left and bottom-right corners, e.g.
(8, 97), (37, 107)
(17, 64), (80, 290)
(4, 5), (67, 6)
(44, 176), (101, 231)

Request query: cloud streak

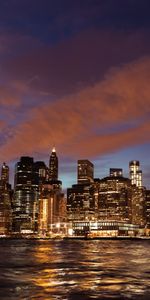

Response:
(0, 56), (150, 161)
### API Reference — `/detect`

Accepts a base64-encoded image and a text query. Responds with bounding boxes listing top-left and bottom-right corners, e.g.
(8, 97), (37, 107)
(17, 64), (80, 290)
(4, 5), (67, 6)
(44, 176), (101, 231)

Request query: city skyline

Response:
(0, 148), (148, 191)
(0, 1), (150, 191)
(1, 149), (149, 237)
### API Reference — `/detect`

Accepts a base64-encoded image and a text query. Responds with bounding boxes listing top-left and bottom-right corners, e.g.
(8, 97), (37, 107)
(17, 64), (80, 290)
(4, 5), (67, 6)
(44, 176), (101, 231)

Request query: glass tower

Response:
(78, 160), (94, 184)
(13, 157), (38, 233)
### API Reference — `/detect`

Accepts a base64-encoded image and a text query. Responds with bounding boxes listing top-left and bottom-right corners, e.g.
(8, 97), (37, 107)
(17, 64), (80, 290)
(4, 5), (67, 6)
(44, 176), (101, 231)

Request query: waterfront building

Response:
(146, 190), (150, 229)
(67, 183), (95, 222)
(12, 157), (39, 234)
(129, 160), (142, 187)
(0, 163), (12, 235)
(77, 160), (94, 184)
(38, 149), (66, 236)
(38, 180), (66, 235)
(130, 186), (146, 227)
(67, 160), (95, 222)
(72, 220), (140, 237)
(95, 175), (132, 223)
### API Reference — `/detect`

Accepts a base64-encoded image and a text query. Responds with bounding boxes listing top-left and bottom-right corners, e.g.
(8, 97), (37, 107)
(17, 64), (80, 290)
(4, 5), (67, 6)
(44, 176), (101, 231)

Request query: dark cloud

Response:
(2, 28), (150, 98)
(0, 0), (150, 43)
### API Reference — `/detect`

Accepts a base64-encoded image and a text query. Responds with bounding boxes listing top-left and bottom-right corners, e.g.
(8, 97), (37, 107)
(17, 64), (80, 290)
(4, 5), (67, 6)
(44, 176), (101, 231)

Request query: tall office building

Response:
(38, 149), (66, 235)
(78, 160), (94, 184)
(49, 148), (58, 180)
(34, 161), (47, 185)
(131, 186), (146, 227)
(1, 162), (9, 184)
(129, 160), (142, 187)
(67, 160), (95, 223)
(146, 190), (150, 229)
(0, 163), (12, 235)
(38, 181), (66, 235)
(67, 183), (95, 222)
(13, 157), (39, 233)
(96, 175), (132, 223)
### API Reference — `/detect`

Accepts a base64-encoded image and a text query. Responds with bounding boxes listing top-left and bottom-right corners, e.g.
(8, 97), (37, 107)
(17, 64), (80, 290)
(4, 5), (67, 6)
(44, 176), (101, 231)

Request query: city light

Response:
(0, 151), (150, 238)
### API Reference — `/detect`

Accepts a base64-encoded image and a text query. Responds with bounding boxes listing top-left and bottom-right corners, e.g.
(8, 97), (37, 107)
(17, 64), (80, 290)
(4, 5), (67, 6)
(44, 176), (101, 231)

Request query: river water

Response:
(0, 239), (149, 299)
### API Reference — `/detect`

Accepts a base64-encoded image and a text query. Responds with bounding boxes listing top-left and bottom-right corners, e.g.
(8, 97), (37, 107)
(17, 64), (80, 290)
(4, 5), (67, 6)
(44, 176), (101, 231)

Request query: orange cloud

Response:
(0, 56), (150, 161)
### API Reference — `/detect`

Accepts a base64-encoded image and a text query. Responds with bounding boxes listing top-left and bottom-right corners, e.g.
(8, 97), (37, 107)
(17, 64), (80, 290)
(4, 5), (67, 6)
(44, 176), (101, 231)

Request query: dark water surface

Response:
(0, 239), (149, 300)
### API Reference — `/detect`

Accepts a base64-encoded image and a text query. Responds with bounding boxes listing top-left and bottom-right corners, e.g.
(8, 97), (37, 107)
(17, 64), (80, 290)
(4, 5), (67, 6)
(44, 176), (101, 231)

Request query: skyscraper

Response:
(0, 163), (12, 235)
(49, 148), (58, 180)
(38, 181), (66, 235)
(129, 160), (142, 187)
(13, 157), (39, 233)
(131, 186), (146, 227)
(1, 162), (9, 184)
(78, 160), (94, 184)
(96, 175), (131, 223)
(145, 190), (150, 229)
(67, 160), (95, 224)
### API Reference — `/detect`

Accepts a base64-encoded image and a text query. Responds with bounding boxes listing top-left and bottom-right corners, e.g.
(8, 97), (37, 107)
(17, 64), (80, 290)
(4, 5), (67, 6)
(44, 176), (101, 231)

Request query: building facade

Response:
(129, 160), (142, 187)
(95, 175), (132, 223)
(0, 163), (12, 235)
(77, 160), (94, 185)
(12, 157), (39, 234)
(49, 148), (58, 180)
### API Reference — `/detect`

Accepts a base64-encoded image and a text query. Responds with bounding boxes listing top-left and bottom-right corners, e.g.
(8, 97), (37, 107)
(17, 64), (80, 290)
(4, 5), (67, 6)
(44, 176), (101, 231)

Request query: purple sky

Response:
(0, 0), (150, 189)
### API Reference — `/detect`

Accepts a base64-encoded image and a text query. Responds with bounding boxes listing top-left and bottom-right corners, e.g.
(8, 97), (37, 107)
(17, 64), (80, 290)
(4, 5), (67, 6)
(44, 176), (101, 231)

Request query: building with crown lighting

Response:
(38, 149), (66, 236)
(49, 148), (58, 180)
(129, 160), (142, 187)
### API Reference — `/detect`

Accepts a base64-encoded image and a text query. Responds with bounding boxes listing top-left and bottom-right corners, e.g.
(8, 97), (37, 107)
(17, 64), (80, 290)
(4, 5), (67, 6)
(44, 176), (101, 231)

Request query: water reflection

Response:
(0, 240), (149, 299)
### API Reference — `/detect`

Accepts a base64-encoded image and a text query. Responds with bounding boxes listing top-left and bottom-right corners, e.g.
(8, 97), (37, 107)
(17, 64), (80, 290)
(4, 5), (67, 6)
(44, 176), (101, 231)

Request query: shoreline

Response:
(0, 236), (149, 241)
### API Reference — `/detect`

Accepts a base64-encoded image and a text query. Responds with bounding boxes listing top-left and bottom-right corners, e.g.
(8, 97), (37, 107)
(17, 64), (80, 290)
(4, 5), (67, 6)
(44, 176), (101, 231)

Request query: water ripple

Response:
(0, 239), (149, 299)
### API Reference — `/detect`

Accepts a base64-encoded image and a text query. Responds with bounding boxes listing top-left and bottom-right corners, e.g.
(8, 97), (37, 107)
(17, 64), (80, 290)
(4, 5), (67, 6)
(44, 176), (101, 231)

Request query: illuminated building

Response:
(95, 175), (132, 223)
(129, 160), (142, 187)
(145, 191), (150, 233)
(49, 148), (58, 180)
(34, 161), (47, 184)
(78, 160), (94, 184)
(110, 168), (123, 177)
(146, 190), (150, 229)
(1, 162), (9, 184)
(0, 164), (12, 235)
(38, 149), (66, 235)
(12, 157), (39, 234)
(67, 160), (95, 223)
(130, 186), (146, 227)
(67, 183), (95, 222)
(38, 181), (66, 235)
(72, 220), (139, 237)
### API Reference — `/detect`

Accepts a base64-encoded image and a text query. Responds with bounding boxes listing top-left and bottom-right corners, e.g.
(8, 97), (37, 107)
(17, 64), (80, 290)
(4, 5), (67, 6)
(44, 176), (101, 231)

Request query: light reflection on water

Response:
(0, 240), (149, 299)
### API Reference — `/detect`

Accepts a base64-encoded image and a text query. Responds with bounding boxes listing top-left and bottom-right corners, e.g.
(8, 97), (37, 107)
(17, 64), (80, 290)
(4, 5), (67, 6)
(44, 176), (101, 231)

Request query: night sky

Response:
(0, 0), (150, 189)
